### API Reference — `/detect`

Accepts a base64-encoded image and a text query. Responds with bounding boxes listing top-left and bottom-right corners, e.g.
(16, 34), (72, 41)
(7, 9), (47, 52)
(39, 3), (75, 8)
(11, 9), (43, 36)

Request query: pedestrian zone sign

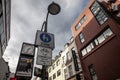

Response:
(35, 30), (54, 49)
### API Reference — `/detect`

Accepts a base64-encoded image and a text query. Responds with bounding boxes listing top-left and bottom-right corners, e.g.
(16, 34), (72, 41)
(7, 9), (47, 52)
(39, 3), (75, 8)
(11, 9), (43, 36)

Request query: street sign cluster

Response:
(35, 30), (54, 65)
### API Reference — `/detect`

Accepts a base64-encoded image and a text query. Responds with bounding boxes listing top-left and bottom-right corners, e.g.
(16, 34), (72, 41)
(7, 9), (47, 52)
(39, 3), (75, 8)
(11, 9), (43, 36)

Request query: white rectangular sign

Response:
(37, 47), (52, 57)
(35, 30), (54, 49)
(36, 47), (52, 65)
(36, 56), (52, 65)
(21, 43), (35, 56)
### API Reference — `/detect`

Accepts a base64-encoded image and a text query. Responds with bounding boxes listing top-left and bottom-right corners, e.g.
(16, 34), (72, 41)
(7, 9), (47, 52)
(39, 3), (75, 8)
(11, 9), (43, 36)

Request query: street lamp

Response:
(41, 2), (61, 32)
(40, 2), (61, 80)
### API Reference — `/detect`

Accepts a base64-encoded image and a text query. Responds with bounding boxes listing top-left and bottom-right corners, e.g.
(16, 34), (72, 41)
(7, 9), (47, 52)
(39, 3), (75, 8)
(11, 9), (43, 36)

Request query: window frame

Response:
(81, 27), (113, 56)
(68, 65), (73, 77)
(49, 67), (51, 73)
(52, 64), (55, 70)
(53, 73), (56, 79)
(79, 32), (85, 43)
(56, 59), (60, 66)
(75, 15), (86, 30)
(57, 69), (61, 77)
(90, 1), (108, 25)
(88, 64), (98, 80)
(64, 68), (68, 79)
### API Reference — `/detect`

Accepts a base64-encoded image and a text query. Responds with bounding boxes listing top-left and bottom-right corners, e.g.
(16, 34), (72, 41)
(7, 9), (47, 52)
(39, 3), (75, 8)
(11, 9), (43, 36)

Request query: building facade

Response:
(0, 0), (11, 80)
(0, 0), (11, 58)
(47, 54), (64, 80)
(47, 37), (83, 80)
(71, 0), (120, 80)
(0, 58), (10, 80)
(61, 37), (83, 80)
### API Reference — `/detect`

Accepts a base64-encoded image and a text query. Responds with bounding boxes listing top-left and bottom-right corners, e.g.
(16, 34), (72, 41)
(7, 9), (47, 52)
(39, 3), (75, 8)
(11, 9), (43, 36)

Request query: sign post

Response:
(34, 2), (60, 80)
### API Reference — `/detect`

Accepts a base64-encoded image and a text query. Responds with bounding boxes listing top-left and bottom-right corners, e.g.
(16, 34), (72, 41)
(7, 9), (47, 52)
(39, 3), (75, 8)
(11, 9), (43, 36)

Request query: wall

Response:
(0, 58), (9, 80)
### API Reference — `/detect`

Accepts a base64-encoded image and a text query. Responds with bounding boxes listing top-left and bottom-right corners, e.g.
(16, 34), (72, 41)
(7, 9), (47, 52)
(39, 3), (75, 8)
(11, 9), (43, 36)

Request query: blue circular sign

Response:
(40, 33), (51, 43)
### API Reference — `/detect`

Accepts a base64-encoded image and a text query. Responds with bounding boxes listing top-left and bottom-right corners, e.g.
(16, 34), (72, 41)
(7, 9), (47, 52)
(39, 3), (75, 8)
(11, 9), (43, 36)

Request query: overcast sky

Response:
(3, 0), (90, 73)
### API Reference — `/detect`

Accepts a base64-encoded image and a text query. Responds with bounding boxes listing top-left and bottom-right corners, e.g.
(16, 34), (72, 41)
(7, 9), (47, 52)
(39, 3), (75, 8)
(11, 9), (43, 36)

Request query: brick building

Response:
(71, 0), (120, 80)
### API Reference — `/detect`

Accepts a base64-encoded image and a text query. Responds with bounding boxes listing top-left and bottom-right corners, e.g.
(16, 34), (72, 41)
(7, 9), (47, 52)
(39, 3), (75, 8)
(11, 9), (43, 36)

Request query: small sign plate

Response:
(35, 31), (54, 49)
(36, 47), (52, 65)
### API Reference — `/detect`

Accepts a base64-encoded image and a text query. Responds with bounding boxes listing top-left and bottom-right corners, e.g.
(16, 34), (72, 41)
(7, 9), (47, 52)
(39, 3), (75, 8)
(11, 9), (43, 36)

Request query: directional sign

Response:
(35, 30), (54, 49)
(36, 47), (52, 65)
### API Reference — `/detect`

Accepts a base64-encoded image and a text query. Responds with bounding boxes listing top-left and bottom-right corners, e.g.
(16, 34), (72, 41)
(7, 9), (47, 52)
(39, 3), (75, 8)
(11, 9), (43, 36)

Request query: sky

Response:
(3, 0), (90, 73)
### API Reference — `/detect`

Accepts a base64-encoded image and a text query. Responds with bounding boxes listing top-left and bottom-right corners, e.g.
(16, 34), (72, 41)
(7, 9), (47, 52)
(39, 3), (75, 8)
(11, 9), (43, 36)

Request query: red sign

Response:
(10, 78), (17, 80)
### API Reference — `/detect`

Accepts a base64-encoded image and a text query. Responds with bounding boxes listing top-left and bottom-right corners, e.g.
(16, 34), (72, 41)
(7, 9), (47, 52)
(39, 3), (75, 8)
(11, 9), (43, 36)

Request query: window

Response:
(81, 48), (87, 56)
(94, 39), (99, 46)
(88, 64), (98, 80)
(64, 68), (68, 79)
(49, 76), (52, 80)
(81, 27), (113, 56)
(75, 16), (86, 30)
(56, 59), (60, 66)
(53, 73), (56, 79)
(1, 32), (5, 46)
(1, 42), (6, 55)
(97, 34), (105, 44)
(5, 0), (10, 43)
(86, 43), (94, 53)
(0, 16), (3, 34)
(90, 1), (108, 25)
(68, 65), (73, 77)
(103, 28), (113, 38)
(66, 52), (71, 60)
(95, 28), (113, 45)
(66, 52), (69, 61)
(0, 1), (2, 15)
(62, 56), (65, 64)
(49, 68), (51, 73)
(57, 69), (61, 76)
(90, 1), (100, 15)
(79, 33), (85, 43)
(81, 42), (94, 56)
(96, 10), (108, 25)
(52, 64), (55, 70)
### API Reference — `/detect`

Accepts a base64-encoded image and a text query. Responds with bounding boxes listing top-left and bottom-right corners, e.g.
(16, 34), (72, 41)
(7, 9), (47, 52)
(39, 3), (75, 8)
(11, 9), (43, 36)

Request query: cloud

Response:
(3, 0), (90, 73)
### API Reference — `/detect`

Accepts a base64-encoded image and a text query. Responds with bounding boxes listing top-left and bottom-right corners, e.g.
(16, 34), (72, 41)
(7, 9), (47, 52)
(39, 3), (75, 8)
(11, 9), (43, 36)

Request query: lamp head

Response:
(48, 2), (61, 15)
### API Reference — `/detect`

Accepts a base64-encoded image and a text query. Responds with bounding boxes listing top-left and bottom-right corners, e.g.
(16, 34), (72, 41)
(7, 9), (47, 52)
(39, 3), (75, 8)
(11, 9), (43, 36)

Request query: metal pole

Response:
(44, 12), (49, 32)
(41, 12), (49, 80)
(41, 65), (47, 80)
